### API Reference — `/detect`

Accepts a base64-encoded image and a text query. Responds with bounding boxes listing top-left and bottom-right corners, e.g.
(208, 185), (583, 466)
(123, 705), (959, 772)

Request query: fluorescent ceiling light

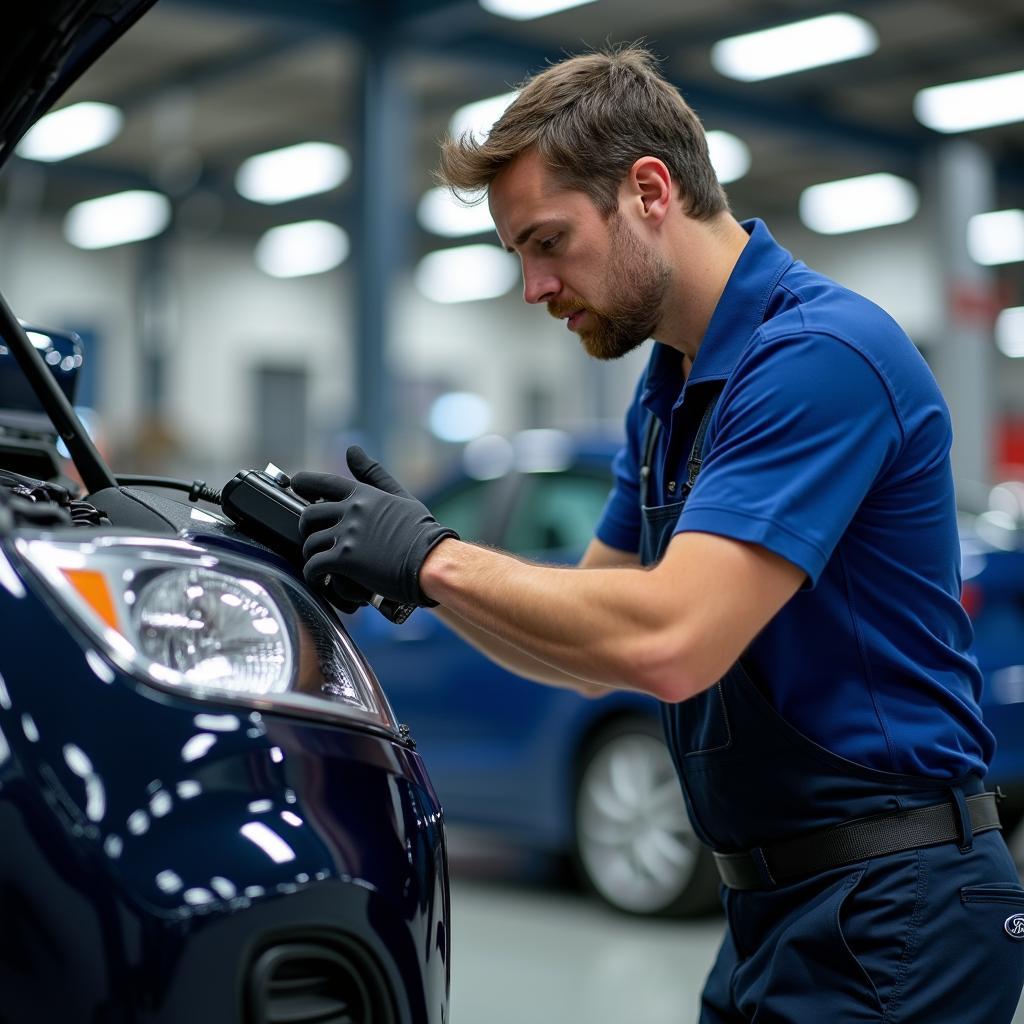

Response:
(236, 142), (350, 205)
(706, 130), (751, 184)
(16, 101), (123, 163)
(711, 13), (878, 82)
(418, 187), (495, 238)
(64, 190), (171, 250)
(255, 220), (349, 278)
(415, 244), (519, 303)
(915, 70), (1024, 133)
(479, 0), (597, 19)
(429, 392), (492, 442)
(450, 91), (518, 145)
(996, 307), (1024, 359)
(967, 210), (1024, 266)
(799, 173), (918, 235)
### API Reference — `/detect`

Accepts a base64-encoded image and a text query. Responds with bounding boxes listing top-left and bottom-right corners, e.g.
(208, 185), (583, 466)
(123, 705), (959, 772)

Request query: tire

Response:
(573, 716), (721, 917)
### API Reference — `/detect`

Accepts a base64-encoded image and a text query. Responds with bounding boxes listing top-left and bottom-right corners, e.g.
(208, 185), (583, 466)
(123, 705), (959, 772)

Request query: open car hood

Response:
(0, 0), (157, 166)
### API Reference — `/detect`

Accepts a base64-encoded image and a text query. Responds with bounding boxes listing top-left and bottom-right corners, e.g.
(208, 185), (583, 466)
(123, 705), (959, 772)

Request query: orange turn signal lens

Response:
(61, 568), (120, 631)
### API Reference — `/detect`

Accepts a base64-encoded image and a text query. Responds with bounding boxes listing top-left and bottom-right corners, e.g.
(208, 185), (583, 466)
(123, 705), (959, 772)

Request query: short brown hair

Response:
(437, 44), (729, 219)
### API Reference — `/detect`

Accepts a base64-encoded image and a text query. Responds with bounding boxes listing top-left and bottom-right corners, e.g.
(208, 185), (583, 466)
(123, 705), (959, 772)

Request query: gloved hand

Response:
(321, 574), (373, 615)
(292, 446), (458, 608)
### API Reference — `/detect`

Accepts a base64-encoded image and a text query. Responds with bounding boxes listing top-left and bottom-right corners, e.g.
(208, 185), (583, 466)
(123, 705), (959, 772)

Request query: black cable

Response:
(115, 475), (223, 505)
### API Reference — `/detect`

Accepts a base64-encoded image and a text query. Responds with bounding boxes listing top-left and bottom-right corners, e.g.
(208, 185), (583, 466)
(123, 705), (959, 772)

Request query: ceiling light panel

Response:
(478, 0), (598, 20)
(915, 70), (1024, 133)
(64, 191), (171, 250)
(418, 188), (495, 238)
(16, 102), (123, 163)
(449, 92), (518, 145)
(706, 131), (751, 184)
(967, 210), (1024, 266)
(711, 13), (878, 82)
(996, 307), (1024, 359)
(415, 244), (519, 304)
(799, 173), (919, 235)
(255, 221), (349, 278)
(236, 142), (350, 205)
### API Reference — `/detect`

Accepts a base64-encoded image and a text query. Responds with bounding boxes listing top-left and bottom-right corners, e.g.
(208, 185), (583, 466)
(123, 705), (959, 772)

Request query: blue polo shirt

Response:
(596, 219), (992, 780)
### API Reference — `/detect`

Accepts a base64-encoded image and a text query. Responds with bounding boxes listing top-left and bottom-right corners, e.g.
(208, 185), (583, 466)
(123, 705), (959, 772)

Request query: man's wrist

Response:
(418, 536), (461, 603)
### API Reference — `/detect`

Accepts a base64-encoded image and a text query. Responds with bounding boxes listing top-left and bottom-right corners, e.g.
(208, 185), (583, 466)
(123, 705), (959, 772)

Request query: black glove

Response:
(322, 574), (373, 615)
(292, 446), (458, 608)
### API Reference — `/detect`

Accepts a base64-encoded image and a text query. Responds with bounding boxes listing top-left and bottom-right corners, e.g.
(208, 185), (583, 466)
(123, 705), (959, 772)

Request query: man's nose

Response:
(522, 268), (559, 305)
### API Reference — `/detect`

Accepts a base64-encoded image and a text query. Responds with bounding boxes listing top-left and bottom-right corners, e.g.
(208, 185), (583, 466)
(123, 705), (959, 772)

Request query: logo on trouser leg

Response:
(1005, 914), (1024, 939)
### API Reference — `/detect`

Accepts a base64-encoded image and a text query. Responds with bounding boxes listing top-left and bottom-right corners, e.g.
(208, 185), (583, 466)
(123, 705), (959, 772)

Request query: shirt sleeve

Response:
(594, 374), (646, 554)
(675, 331), (903, 585)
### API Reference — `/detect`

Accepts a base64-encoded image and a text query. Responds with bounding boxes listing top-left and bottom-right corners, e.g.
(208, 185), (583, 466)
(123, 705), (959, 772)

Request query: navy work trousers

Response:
(700, 831), (1024, 1022)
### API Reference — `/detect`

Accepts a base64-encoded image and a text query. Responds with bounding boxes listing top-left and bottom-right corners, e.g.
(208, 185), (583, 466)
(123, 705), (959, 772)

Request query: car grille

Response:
(248, 936), (395, 1024)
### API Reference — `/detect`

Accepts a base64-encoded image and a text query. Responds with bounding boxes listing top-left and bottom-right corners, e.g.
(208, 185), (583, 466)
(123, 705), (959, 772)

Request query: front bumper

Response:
(0, 550), (449, 1023)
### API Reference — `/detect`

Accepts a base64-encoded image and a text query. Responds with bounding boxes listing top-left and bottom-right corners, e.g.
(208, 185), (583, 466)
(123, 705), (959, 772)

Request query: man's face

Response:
(489, 150), (671, 361)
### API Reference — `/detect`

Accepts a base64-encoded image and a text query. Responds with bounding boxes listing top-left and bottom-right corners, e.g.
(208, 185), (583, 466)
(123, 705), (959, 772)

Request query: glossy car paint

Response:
(0, 532), (449, 1023)
(349, 443), (1024, 853)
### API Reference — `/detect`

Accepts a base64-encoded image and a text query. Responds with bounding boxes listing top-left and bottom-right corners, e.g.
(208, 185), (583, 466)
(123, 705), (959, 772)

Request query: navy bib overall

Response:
(639, 397), (1024, 1022)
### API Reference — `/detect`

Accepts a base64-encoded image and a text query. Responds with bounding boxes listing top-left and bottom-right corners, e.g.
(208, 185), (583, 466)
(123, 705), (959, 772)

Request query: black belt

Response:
(714, 792), (1002, 891)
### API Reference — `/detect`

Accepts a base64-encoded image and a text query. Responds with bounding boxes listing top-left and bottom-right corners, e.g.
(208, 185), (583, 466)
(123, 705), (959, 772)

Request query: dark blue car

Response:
(348, 430), (1024, 918)
(0, 5), (449, 1019)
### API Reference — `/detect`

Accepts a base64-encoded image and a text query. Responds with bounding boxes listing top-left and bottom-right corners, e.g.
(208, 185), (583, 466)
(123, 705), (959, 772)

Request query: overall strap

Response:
(686, 391), (720, 491)
(639, 414), (662, 508)
(639, 388), (722, 507)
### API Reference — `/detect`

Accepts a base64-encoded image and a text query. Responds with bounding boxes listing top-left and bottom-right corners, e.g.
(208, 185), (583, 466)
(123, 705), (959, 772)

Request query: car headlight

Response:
(13, 536), (397, 732)
(131, 566), (292, 693)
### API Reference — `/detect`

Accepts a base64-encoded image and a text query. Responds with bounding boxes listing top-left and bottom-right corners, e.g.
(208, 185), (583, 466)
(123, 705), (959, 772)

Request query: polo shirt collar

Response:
(641, 218), (794, 409)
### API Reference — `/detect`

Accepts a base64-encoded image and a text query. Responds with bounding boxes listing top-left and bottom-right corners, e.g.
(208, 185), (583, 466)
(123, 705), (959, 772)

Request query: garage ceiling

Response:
(4, 0), (1023, 262)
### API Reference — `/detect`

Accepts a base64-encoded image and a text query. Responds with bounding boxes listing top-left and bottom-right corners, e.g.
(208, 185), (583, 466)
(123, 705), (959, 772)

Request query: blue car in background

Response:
(349, 430), (1024, 918)
(0, 3), (449, 1019)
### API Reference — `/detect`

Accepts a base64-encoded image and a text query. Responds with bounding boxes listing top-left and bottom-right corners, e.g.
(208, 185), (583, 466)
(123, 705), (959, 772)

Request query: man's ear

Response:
(629, 157), (672, 224)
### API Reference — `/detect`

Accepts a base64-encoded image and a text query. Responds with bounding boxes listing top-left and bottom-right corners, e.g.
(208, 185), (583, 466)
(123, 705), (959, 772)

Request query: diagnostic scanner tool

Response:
(221, 463), (414, 624)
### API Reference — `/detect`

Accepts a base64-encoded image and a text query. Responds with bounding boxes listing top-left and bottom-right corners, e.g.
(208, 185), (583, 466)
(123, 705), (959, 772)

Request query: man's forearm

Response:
(420, 538), (688, 698)
(419, 531), (805, 703)
(434, 607), (612, 697)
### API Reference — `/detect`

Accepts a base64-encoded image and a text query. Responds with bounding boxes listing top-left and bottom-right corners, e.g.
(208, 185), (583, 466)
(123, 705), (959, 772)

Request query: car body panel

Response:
(0, 530), (449, 1022)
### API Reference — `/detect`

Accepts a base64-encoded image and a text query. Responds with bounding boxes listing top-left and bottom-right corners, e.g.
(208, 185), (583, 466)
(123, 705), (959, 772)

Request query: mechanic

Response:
(292, 45), (1024, 1022)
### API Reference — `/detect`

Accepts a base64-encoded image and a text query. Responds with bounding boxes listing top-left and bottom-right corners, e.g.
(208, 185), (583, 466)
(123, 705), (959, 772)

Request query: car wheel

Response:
(573, 716), (720, 917)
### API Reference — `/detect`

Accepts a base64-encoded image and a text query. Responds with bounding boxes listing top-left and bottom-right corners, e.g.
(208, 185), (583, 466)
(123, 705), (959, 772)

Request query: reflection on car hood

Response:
(0, 0), (156, 166)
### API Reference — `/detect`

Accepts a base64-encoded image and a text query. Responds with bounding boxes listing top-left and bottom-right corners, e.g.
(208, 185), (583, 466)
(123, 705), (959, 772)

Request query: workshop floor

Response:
(447, 827), (1024, 1024)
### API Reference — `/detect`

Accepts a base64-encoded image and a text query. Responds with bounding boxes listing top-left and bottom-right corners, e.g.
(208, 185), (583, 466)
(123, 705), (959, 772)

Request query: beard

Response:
(549, 213), (671, 361)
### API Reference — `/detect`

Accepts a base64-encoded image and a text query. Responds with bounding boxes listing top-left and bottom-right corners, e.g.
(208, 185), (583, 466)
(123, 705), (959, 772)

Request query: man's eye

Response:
(540, 235), (560, 251)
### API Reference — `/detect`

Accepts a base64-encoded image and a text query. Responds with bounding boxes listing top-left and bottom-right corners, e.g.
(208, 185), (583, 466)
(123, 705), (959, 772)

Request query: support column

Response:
(353, 35), (410, 465)
(929, 140), (997, 508)
(0, 161), (46, 297)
